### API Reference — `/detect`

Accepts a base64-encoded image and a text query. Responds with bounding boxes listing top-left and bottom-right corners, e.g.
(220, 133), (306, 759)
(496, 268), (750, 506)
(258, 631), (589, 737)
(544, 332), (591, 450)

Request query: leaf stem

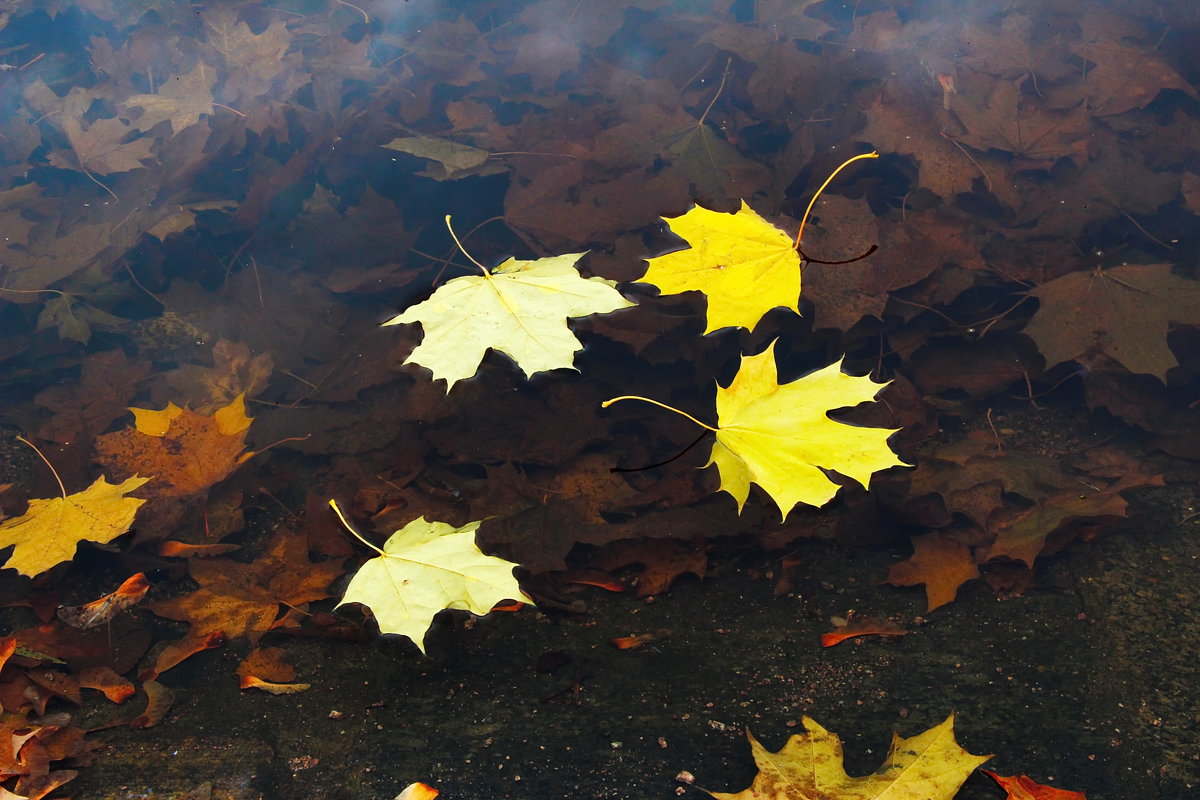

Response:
(444, 215), (491, 277)
(794, 151), (879, 249)
(328, 499), (387, 557)
(697, 57), (732, 127)
(16, 435), (67, 500)
(601, 395), (718, 432)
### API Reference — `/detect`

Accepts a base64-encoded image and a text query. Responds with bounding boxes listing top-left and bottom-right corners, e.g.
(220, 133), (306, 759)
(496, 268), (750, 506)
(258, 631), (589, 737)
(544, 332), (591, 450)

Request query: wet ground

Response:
(72, 474), (1200, 800)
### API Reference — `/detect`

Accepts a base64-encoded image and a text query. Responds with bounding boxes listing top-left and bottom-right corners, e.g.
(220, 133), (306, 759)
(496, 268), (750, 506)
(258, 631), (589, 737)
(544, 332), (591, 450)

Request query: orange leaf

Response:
(610, 629), (669, 650)
(235, 647), (296, 686)
(555, 570), (625, 592)
(984, 771), (1089, 800)
(887, 532), (980, 611)
(78, 666), (136, 704)
(57, 572), (150, 629)
(27, 669), (81, 705)
(396, 782), (439, 800)
(139, 630), (226, 681)
(240, 676), (311, 694)
(0, 637), (16, 673)
(158, 540), (241, 558)
(12, 769), (78, 800)
(820, 618), (907, 647)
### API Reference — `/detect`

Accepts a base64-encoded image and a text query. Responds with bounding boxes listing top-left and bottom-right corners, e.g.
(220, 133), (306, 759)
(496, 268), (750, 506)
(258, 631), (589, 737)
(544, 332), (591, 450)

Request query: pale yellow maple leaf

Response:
(0, 475), (149, 577)
(639, 201), (801, 334)
(706, 714), (990, 800)
(384, 251), (634, 390)
(605, 340), (909, 520)
(332, 504), (527, 654)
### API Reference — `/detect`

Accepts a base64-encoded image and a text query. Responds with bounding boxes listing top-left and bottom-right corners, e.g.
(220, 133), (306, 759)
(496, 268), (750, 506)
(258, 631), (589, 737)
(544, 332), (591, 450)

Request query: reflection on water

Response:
(0, 0), (1197, 797)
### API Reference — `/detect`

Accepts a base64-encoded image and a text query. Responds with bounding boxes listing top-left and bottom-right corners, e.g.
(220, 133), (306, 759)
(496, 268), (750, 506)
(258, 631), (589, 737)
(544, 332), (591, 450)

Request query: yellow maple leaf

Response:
(385, 250), (635, 390)
(0, 475), (149, 577)
(639, 153), (879, 334)
(330, 501), (528, 654)
(705, 714), (990, 800)
(640, 201), (801, 334)
(605, 341), (909, 520)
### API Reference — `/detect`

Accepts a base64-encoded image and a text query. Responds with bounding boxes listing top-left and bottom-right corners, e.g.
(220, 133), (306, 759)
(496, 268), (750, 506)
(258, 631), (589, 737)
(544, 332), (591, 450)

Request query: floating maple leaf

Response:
(605, 340), (909, 519)
(331, 502), (528, 654)
(704, 713), (990, 800)
(639, 202), (801, 334)
(385, 248), (634, 390)
(0, 475), (148, 577)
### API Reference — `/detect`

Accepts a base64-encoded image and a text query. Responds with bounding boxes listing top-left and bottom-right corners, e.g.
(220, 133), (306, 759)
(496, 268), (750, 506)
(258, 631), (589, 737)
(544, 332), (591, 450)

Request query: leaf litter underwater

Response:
(1, 0), (1199, 798)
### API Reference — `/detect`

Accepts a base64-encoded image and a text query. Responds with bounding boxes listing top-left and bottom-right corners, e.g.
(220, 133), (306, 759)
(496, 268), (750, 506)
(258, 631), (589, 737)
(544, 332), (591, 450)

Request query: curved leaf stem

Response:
(794, 151), (879, 249)
(601, 395), (718, 432)
(328, 499), (387, 557)
(16, 435), (67, 500)
(444, 214), (491, 277)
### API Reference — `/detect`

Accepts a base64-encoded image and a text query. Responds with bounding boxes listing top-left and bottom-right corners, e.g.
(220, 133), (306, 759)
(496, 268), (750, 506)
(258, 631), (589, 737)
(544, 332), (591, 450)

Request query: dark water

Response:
(0, 0), (1198, 798)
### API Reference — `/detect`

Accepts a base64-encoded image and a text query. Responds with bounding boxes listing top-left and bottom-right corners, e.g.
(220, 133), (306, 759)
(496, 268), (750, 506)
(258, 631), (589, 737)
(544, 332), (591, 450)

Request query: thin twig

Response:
(124, 261), (165, 306)
(940, 132), (993, 193)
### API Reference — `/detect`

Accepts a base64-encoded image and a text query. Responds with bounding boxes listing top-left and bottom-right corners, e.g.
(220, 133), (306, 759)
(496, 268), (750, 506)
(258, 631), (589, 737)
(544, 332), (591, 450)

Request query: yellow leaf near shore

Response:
(707, 714), (990, 800)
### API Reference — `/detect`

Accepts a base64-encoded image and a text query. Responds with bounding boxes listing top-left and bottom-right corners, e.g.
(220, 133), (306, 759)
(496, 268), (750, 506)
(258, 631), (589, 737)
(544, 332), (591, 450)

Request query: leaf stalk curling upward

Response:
(794, 151), (879, 249)
(443, 214), (491, 277)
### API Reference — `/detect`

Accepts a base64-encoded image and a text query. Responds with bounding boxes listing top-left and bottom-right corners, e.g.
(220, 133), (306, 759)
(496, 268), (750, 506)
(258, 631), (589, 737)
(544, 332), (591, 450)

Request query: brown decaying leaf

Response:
(587, 538), (708, 598)
(139, 631), (226, 682)
(1024, 264), (1200, 381)
(148, 529), (343, 645)
(236, 646), (309, 694)
(57, 572), (151, 629)
(33, 351), (152, 445)
(78, 666), (136, 704)
(129, 680), (175, 729)
(887, 532), (981, 612)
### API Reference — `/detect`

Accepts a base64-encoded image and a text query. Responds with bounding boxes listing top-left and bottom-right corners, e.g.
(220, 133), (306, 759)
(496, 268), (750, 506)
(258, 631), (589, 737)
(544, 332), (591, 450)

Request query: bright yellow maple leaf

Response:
(640, 201), (801, 334)
(605, 340), (908, 520)
(384, 249), (634, 390)
(0, 474), (149, 577)
(639, 153), (879, 334)
(706, 714), (990, 800)
(330, 501), (528, 654)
